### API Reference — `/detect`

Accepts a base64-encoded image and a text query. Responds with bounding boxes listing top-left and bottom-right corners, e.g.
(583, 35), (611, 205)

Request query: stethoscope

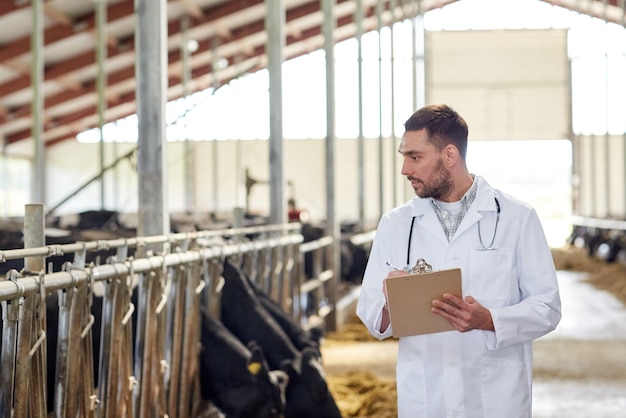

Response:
(406, 196), (501, 266)
(477, 197), (500, 251)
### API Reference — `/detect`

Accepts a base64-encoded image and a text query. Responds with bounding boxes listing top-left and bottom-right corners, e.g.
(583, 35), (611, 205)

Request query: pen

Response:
(385, 261), (402, 271)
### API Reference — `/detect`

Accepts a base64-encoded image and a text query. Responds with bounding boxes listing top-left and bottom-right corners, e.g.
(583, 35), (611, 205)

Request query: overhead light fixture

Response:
(187, 39), (199, 53)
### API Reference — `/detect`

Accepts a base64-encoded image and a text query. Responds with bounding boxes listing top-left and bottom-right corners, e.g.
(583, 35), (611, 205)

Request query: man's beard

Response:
(410, 158), (453, 200)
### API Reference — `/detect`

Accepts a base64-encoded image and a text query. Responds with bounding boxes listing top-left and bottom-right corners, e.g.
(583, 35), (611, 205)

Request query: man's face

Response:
(398, 129), (452, 200)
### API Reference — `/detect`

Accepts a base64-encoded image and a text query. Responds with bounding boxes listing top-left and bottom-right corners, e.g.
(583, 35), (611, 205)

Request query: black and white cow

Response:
(219, 258), (342, 418)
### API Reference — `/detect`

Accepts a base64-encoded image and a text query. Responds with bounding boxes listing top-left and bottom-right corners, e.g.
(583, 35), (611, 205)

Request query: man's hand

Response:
(383, 269), (409, 301)
(431, 294), (494, 332)
(379, 270), (409, 333)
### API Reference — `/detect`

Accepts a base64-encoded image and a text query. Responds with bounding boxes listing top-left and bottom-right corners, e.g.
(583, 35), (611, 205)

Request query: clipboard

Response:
(385, 268), (462, 338)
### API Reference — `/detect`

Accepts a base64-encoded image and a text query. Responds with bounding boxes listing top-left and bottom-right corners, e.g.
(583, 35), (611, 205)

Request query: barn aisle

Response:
(322, 248), (626, 418)
(533, 270), (626, 418)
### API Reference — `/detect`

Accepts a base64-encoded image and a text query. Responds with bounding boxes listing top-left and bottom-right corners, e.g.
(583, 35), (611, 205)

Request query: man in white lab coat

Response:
(356, 104), (561, 418)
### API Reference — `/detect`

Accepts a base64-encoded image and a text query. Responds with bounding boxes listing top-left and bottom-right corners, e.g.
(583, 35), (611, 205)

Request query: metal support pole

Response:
(96, 0), (107, 210)
(604, 134), (610, 216)
(24, 204), (45, 273)
(322, 0), (338, 331)
(568, 54), (578, 215)
(571, 135), (580, 216)
(134, 0), (169, 416)
(31, 0), (45, 204)
(591, 134), (597, 217)
(135, 0), (170, 242)
(411, 0), (419, 113)
(377, 0), (384, 219)
(604, 51), (610, 217)
(182, 15), (196, 213)
(390, 0), (398, 206)
(355, 0), (365, 230)
(266, 0), (286, 225)
(623, 133), (626, 218)
(408, 1), (425, 202)
(410, 0), (426, 110)
(211, 36), (220, 217)
(415, 8), (425, 108)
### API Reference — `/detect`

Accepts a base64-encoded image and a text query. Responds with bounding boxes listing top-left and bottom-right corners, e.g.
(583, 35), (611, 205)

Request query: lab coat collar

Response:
(471, 176), (499, 213)
(408, 195), (448, 244)
(454, 176), (499, 239)
(407, 176), (498, 243)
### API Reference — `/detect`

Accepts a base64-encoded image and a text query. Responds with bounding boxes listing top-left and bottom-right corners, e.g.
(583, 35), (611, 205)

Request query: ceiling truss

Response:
(0, 0), (623, 151)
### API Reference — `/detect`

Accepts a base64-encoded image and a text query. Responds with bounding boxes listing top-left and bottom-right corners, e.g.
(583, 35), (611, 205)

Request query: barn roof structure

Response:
(0, 0), (624, 153)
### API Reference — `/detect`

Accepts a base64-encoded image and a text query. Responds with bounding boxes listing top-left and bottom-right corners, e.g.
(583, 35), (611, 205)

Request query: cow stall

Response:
(0, 210), (372, 417)
(568, 216), (626, 264)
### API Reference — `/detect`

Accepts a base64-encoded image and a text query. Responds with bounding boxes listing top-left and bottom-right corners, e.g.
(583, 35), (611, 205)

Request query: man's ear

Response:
(443, 144), (458, 167)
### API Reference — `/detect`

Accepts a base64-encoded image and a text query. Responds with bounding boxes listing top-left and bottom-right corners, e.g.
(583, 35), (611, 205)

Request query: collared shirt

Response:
(430, 175), (478, 242)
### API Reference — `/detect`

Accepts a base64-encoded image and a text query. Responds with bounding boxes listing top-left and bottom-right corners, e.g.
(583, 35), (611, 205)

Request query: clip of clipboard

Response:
(384, 268), (462, 338)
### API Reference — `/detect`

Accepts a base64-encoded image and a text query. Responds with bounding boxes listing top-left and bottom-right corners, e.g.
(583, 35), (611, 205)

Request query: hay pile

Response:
(552, 246), (626, 305)
(324, 320), (397, 418)
(326, 371), (397, 418)
(325, 322), (376, 342)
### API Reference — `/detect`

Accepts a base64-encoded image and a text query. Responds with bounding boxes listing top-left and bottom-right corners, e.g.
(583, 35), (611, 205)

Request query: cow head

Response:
(280, 348), (342, 418)
(199, 313), (288, 418)
(236, 342), (288, 418)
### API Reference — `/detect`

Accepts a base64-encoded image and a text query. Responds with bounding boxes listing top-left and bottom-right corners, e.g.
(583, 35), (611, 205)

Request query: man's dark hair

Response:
(404, 104), (469, 160)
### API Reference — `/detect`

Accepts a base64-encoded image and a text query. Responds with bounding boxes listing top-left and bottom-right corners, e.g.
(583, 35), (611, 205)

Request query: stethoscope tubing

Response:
(406, 197), (501, 266)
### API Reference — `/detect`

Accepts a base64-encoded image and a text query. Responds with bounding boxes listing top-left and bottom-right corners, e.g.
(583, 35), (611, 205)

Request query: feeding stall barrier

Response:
(0, 208), (342, 417)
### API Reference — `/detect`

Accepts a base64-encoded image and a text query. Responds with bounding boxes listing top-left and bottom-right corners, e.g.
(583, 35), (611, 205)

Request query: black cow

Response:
(219, 258), (342, 418)
(199, 311), (288, 418)
(300, 222), (369, 287)
(242, 271), (323, 358)
(0, 225), (27, 276)
(341, 238), (368, 284)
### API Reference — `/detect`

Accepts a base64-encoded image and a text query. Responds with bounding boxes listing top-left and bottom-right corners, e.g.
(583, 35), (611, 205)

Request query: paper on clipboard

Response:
(385, 268), (462, 338)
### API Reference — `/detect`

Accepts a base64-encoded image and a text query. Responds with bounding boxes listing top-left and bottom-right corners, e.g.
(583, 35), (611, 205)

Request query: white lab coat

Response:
(356, 176), (561, 418)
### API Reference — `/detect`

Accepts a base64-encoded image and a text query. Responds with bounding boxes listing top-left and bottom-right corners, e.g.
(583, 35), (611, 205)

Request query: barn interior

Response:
(1, 0), (626, 417)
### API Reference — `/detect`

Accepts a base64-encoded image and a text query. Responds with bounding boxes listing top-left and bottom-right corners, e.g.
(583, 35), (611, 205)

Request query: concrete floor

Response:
(532, 271), (626, 418)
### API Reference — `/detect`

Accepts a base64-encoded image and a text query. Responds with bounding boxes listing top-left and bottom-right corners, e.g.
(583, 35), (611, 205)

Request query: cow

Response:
(219, 258), (342, 418)
(198, 311), (288, 418)
(341, 238), (368, 284)
(241, 270), (323, 358)
(300, 221), (369, 292)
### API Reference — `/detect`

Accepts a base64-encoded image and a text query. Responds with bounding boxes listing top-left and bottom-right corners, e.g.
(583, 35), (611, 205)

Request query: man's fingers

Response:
(465, 295), (477, 304)
(432, 298), (460, 314)
(437, 293), (464, 311)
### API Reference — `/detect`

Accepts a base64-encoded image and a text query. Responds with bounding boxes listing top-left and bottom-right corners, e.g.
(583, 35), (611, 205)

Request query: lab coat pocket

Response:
(469, 248), (515, 304)
(480, 357), (530, 418)
(396, 359), (427, 418)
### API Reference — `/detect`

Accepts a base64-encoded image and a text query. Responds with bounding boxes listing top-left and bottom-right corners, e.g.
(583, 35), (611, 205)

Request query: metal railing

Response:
(570, 215), (626, 262)
(0, 217), (344, 417)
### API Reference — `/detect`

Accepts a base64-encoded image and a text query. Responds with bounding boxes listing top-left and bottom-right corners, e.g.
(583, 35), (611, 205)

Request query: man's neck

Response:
(440, 173), (475, 203)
